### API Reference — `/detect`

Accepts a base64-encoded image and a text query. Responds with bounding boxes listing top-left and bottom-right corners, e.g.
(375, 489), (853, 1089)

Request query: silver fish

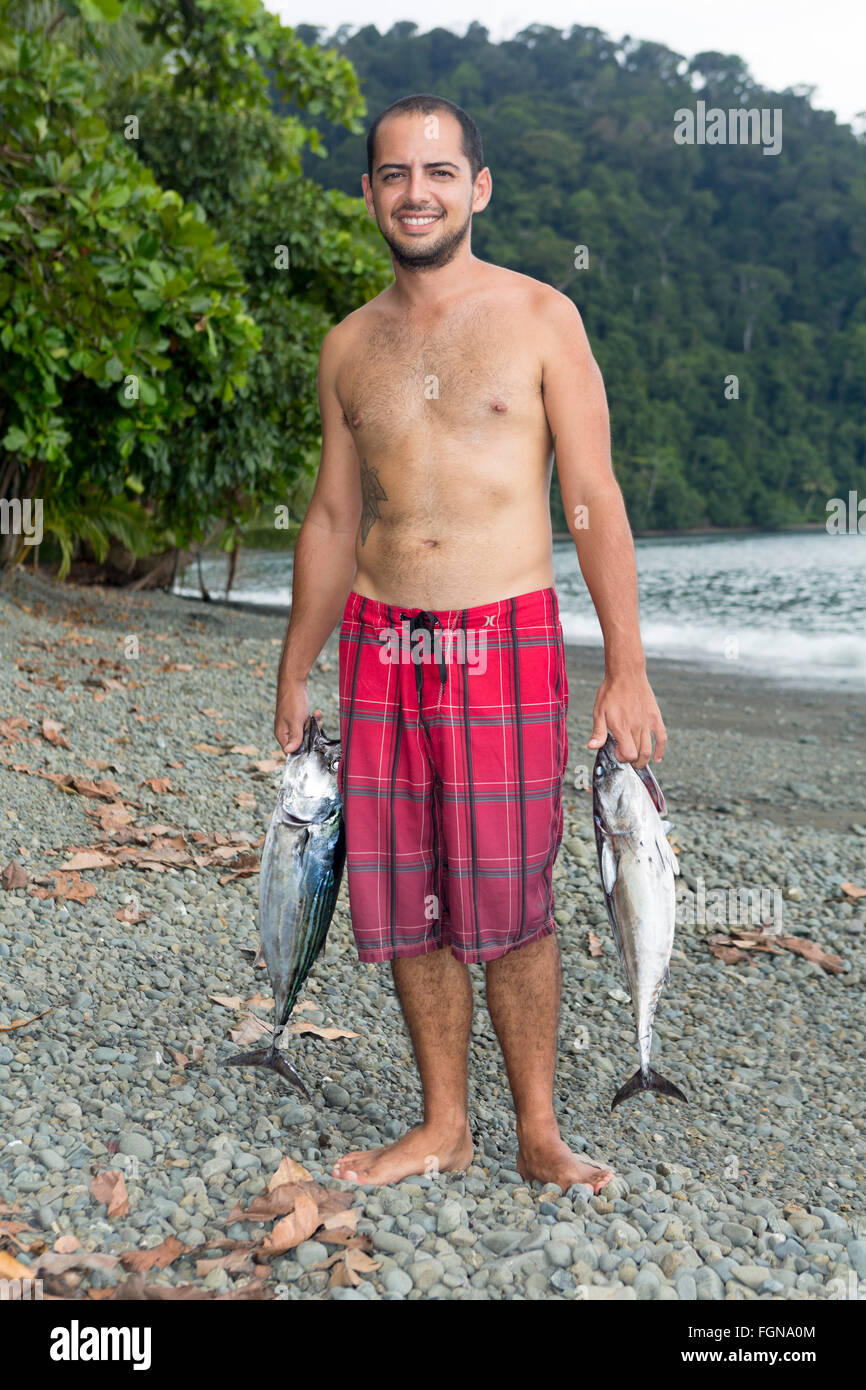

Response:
(222, 715), (345, 1099)
(592, 733), (687, 1112)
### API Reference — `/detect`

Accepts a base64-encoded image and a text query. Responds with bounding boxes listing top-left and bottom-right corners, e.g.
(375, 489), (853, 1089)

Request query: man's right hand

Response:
(274, 680), (323, 756)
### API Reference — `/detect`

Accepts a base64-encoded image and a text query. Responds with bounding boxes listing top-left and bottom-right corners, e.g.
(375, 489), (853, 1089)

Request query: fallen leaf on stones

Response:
(41, 719), (70, 748)
(90, 1170), (130, 1218)
(118, 1236), (190, 1271)
(345, 1247), (381, 1286)
(841, 881), (866, 899)
(268, 1156), (312, 1189)
(208, 993), (244, 1009)
(227, 1181), (329, 1223)
(228, 1013), (270, 1046)
(1, 860), (30, 889)
(165, 1046), (189, 1069)
(31, 1250), (119, 1275)
(141, 778), (173, 794)
(230, 745), (260, 756)
(287, 1022), (360, 1040)
(110, 1271), (269, 1300)
(587, 930), (603, 957)
(708, 940), (753, 966)
(0, 1250), (32, 1279)
(771, 935), (846, 974)
(60, 851), (115, 871)
(259, 1190), (320, 1256)
(195, 1249), (255, 1277)
(320, 1207), (359, 1232)
(708, 929), (845, 973)
(244, 993), (275, 1010)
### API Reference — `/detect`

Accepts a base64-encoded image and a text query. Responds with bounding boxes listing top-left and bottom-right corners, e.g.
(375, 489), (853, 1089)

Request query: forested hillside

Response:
(290, 22), (866, 533)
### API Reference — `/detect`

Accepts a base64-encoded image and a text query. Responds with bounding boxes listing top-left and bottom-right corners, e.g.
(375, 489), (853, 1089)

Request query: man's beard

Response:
(379, 208), (472, 271)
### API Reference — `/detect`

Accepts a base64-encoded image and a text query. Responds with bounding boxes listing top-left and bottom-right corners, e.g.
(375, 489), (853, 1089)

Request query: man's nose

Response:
(406, 166), (433, 202)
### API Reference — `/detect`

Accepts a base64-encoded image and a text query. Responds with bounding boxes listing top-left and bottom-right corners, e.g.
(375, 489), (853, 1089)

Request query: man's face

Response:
(363, 111), (490, 271)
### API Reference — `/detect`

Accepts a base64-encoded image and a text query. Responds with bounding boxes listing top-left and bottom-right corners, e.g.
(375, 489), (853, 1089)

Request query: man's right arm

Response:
(274, 324), (362, 754)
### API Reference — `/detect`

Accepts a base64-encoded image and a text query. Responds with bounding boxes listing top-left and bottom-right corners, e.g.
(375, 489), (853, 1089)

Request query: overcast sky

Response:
(270, 0), (866, 130)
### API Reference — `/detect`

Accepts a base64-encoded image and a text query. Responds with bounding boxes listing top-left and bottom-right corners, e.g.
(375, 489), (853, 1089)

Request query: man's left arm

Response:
(538, 287), (666, 768)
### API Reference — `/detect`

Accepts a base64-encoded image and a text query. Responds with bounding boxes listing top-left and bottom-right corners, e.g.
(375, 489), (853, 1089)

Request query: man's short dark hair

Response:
(366, 94), (484, 182)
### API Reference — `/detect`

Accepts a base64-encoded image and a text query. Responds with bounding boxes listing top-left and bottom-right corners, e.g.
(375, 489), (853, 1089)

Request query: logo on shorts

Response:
(378, 622), (488, 674)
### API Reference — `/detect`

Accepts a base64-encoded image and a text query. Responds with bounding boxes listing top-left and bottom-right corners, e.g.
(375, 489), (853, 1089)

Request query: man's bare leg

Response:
(331, 945), (474, 1184)
(485, 931), (614, 1194)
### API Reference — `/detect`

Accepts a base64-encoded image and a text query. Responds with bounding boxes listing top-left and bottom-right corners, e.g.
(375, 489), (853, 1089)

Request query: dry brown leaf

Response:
(41, 719), (70, 748)
(229, 1180), (339, 1224)
(319, 1206), (358, 1232)
(1, 860), (30, 890)
(772, 935), (846, 974)
(90, 1169), (130, 1219)
(841, 881), (866, 899)
(165, 1046), (189, 1069)
(230, 745), (260, 756)
(228, 1014), (270, 1046)
(287, 1021), (360, 1041)
(268, 1156), (312, 1189)
(60, 851), (115, 871)
(192, 744), (225, 755)
(118, 1236), (190, 1271)
(142, 777), (173, 794)
(260, 1190), (320, 1256)
(0, 1250), (33, 1280)
(708, 941), (753, 966)
(208, 993), (244, 1009)
(244, 993), (274, 1010)
(32, 1250), (119, 1275)
(253, 758), (284, 774)
(588, 930), (604, 958)
(195, 1249), (255, 1277)
(344, 1246), (381, 1286)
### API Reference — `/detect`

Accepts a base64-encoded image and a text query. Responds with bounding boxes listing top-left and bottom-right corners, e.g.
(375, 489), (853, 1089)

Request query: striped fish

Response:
(592, 733), (687, 1112)
(222, 716), (345, 1099)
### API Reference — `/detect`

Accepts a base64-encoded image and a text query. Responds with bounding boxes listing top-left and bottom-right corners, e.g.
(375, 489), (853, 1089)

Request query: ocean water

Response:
(175, 530), (866, 690)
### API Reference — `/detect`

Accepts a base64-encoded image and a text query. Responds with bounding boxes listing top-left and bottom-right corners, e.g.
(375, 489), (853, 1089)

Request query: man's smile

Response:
(396, 212), (442, 230)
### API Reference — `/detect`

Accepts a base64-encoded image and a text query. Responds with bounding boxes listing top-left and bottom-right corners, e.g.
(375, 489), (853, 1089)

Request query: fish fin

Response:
(610, 1066), (687, 1112)
(656, 832), (679, 876)
(635, 762), (666, 815)
(220, 1046), (311, 1102)
(601, 839), (618, 895)
(660, 819), (674, 834)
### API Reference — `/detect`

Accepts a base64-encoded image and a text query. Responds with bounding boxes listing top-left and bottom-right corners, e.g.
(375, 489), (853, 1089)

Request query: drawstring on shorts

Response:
(400, 610), (449, 714)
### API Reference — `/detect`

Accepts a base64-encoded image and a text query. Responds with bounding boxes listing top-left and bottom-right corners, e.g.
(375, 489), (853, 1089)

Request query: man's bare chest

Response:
(337, 305), (544, 438)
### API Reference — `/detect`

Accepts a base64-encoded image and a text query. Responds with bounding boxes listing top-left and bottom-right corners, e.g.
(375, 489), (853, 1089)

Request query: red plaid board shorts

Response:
(337, 586), (569, 963)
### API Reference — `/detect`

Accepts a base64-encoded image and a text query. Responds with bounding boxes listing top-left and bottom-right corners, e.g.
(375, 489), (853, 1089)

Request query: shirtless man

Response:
(274, 94), (666, 1194)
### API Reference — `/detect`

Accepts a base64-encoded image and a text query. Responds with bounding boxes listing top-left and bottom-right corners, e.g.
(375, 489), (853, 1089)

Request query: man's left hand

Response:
(586, 671), (667, 769)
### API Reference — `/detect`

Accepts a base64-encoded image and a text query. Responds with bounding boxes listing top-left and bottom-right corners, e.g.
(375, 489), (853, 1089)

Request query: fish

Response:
(592, 733), (687, 1112)
(221, 715), (346, 1099)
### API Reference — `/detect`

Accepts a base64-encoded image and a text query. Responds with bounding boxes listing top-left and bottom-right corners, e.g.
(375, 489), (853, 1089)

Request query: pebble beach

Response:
(1, 568), (865, 1302)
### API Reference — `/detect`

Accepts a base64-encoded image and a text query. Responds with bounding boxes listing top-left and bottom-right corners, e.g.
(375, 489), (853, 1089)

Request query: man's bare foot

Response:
(516, 1122), (614, 1195)
(331, 1120), (473, 1186)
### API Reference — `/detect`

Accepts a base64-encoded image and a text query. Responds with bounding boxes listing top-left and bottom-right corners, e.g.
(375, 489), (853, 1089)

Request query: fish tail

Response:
(610, 1066), (687, 1112)
(220, 1045), (311, 1102)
